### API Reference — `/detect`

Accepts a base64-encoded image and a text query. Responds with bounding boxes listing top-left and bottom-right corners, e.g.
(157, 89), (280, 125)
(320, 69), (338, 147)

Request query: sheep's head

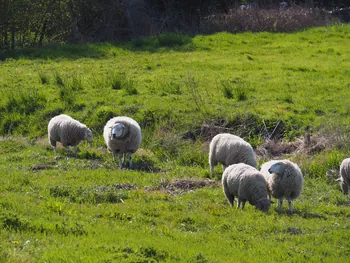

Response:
(84, 128), (93, 143)
(268, 161), (285, 175)
(341, 181), (349, 194)
(111, 123), (126, 139)
(336, 177), (349, 194)
(255, 197), (271, 213)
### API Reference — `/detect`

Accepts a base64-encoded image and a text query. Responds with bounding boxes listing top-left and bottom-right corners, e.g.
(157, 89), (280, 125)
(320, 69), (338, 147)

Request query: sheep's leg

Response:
(49, 139), (57, 154)
(210, 165), (214, 177)
(126, 152), (132, 168)
(73, 146), (78, 157)
(118, 153), (123, 168)
(241, 200), (246, 210)
(226, 194), (234, 207)
(65, 146), (71, 156)
(278, 199), (283, 213)
(288, 200), (293, 214)
(237, 198), (241, 209)
(209, 154), (216, 177)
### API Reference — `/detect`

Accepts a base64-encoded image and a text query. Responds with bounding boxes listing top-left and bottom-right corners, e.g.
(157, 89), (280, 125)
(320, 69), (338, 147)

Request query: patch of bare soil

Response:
(149, 178), (220, 195)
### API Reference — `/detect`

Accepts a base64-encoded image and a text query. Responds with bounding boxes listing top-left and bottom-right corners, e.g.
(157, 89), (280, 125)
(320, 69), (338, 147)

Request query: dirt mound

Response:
(256, 133), (335, 158)
(182, 117), (259, 142)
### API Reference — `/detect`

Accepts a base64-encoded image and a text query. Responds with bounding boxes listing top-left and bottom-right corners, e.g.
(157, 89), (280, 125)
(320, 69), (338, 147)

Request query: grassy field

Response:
(1, 25), (350, 262)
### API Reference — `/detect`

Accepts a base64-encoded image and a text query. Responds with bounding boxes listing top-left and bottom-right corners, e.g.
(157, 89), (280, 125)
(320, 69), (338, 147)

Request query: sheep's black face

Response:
(112, 123), (125, 139)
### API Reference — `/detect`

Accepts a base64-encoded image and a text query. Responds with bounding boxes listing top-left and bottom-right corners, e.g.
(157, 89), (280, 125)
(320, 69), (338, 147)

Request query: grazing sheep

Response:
(260, 160), (304, 214)
(336, 158), (350, 194)
(209, 133), (257, 176)
(222, 163), (271, 213)
(103, 116), (142, 168)
(48, 114), (93, 156)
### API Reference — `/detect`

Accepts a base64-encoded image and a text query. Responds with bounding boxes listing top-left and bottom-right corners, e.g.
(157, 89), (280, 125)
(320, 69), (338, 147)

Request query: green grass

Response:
(1, 26), (350, 262)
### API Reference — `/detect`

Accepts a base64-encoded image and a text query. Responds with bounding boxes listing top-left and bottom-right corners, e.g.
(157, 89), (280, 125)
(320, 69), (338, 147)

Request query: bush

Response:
(201, 8), (328, 34)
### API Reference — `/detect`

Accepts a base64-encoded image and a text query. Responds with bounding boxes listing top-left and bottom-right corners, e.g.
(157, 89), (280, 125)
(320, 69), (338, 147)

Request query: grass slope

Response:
(1, 25), (350, 262)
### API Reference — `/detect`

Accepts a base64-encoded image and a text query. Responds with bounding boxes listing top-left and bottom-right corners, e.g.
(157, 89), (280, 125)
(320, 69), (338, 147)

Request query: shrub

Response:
(124, 83), (138, 95)
(69, 75), (83, 91)
(234, 85), (248, 101)
(201, 8), (328, 34)
(4, 89), (46, 115)
(160, 79), (182, 95)
(39, 72), (50, 84)
(0, 112), (23, 135)
(55, 72), (64, 86)
(220, 80), (233, 99)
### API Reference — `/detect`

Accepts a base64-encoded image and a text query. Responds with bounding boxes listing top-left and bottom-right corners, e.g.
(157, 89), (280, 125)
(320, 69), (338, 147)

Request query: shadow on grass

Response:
(126, 158), (161, 173)
(0, 43), (108, 61)
(276, 208), (328, 220)
(0, 33), (195, 61)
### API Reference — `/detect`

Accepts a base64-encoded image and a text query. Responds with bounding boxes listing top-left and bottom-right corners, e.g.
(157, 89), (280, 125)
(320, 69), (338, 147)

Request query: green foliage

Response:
(234, 85), (248, 101)
(49, 185), (130, 204)
(131, 33), (193, 52)
(1, 26), (350, 262)
(38, 72), (50, 84)
(157, 33), (192, 47)
(3, 89), (46, 115)
(123, 83), (138, 95)
(220, 80), (234, 99)
(55, 72), (64, 86)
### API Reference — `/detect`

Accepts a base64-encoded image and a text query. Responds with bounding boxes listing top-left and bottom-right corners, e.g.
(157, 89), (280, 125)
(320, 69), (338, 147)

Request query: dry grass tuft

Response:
(256, 130), (350, 159)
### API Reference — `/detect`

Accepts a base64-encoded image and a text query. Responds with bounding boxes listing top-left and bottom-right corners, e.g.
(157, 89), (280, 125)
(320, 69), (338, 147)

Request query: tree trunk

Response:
(39, 20), (48, 47)
(11, 25), (15, 49)
(2, 0), (9, 48)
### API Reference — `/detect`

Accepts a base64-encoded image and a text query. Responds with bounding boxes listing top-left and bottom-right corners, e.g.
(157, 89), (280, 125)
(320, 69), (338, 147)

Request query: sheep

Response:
(103, 116), (142, 168)
(209, 133), (257, 177)
(222, 163), (272, 213)
(260, 160), (304, 214)
(48, 114), (93, 156)
(336, 158), (350, 195)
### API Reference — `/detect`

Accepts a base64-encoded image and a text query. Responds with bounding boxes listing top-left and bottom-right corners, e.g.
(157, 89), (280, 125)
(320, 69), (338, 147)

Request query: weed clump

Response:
(39, 72), (50, 84)
(50, 184), (134, 204)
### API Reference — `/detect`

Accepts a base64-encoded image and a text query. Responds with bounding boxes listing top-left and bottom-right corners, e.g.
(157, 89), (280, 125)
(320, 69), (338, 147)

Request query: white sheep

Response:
(209, 133), (257, 176)
(222, 163), (272, 213)
(260, 159), (304, 214)
(336, 158), (350, 194)
(103, 116), (142, 168)
(48, 114), (93, 156)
